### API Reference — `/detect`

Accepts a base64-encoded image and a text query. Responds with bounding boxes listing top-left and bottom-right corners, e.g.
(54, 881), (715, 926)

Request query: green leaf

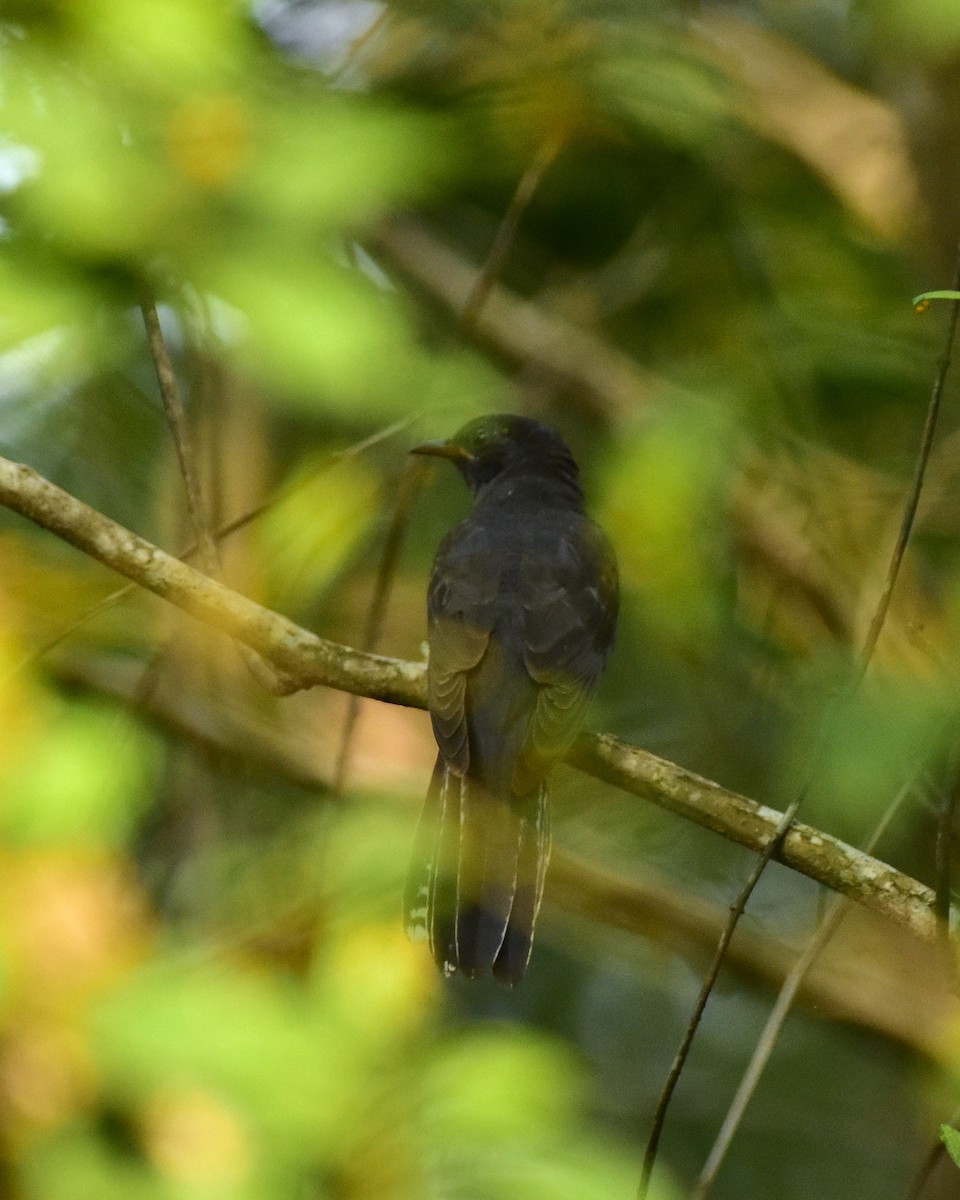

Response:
(238, 100), (450, 229)
(75, 0), (249, 91)
(941, 1125), (960, 1169)
(91, 957), (354, 1155)
(785, 671), (947, 826)
(599, 401), (734, 646)
(598, 30), (731, 149)
(1, 703), (157, 848)
(913, 290), (960, 308)
(4, 53), (179, 257)
(426, 1029), (582, 1143)
(198, 243), (428, 410)
(871, 0), (960, 58)
(22, 1124), (166, 1200)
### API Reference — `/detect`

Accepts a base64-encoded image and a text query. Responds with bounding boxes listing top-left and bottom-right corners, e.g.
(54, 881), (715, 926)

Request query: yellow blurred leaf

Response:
(0, 1021), (97, 1138)
(141, 1086), (253, 1190)
(165, 92), (252, 189)
(257, 454), (380, 610)
(323, 919), (437, 1041)
(601, 406), (733, 645)
(426, 1029), (581, 1143)
(72, 0), (249, 92)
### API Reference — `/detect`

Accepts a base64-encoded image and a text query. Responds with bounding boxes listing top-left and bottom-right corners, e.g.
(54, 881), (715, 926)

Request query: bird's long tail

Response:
(403, 759), (551, 984)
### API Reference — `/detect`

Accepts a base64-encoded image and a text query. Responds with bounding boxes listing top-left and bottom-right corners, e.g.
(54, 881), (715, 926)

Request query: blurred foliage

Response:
(942, 1124), (960, 1170)
(257, 454), (381, 611)
(2, 0), (960, 1196)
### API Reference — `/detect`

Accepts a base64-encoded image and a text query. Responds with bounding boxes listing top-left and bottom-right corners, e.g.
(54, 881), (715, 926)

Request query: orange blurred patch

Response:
(0, 1021), (96, 1139)
(166, 93), (251, 188)
(0, 849), (151, 1017)
(330, 695), (435, 791)
(141, 1086), (253, 1188)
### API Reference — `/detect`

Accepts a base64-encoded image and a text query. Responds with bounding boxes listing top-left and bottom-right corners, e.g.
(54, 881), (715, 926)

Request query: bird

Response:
(404, 414), (618, 984)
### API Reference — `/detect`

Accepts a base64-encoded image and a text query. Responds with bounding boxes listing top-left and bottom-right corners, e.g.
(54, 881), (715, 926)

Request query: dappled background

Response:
(3, 0), (960, 1196)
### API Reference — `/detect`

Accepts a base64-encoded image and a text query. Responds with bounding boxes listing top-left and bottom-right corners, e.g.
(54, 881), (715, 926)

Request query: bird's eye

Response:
(474, 429), (489, 446)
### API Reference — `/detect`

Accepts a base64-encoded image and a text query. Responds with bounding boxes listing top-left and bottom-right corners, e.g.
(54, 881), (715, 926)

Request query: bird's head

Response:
(411, 414), (580, 497)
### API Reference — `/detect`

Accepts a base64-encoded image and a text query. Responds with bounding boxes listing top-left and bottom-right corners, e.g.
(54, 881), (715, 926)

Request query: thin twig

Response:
(458, 134), (564, 334)
(639, 248), (960, 1197)
(575, 734), (934, 937)
(0, 451), (940, 937)
(855, 233), (960, 680)
(2, 419), (413, 683)
(331, 457), (428, 792)
(58, 647), (949, 1051)
(369, 215), (666, 417)
(141, 297), (219, 574)
(142, 296), (299, 692)
(639, 737), (833, 1197)
(140, 296), (227, 708)
(917, 739), (960, 1200)
(691, 772), (919, 1197)
(327, 4), (390, 83)
(865, 252), (960, 1200)
(547, 846), (948, 1052)
(638, 798), (799, 1198)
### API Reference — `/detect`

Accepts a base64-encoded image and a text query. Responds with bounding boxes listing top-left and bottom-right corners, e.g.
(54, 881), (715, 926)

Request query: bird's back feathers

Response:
(407, 416), (618, 983)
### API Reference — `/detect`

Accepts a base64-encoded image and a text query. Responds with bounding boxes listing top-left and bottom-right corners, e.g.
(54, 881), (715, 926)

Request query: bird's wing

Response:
(426, 521), (501, 774)
(515, 517), (618, 793)
(421, 523), (530, 978)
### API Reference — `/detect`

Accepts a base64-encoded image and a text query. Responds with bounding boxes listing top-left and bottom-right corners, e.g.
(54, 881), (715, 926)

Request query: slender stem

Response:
(638, 800), (799, 1198)
(3, 419), (414, 683)
(458, 135), (564, 333)
(692, 774), (916, 1197)
(856, 233), (960, 679)
(331, 457), (428, 792)
(140, 298), (220, 575)
(142, 295), (299, 689)
(640, 245), (960, 1196)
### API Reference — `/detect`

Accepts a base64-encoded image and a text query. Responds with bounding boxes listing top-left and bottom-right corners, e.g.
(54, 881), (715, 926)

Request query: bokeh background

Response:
(3, 0), (960, 1196)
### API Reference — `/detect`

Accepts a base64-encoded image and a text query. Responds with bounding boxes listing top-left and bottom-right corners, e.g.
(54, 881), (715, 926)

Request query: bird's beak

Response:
(410, 439), (474, 462)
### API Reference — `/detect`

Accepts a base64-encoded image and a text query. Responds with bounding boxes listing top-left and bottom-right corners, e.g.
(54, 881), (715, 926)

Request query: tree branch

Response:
(58, 651), (954, 1055)
(0, 455), (425, 707)
(0, 452), (938, 941)
(570, 735), (935, 939)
